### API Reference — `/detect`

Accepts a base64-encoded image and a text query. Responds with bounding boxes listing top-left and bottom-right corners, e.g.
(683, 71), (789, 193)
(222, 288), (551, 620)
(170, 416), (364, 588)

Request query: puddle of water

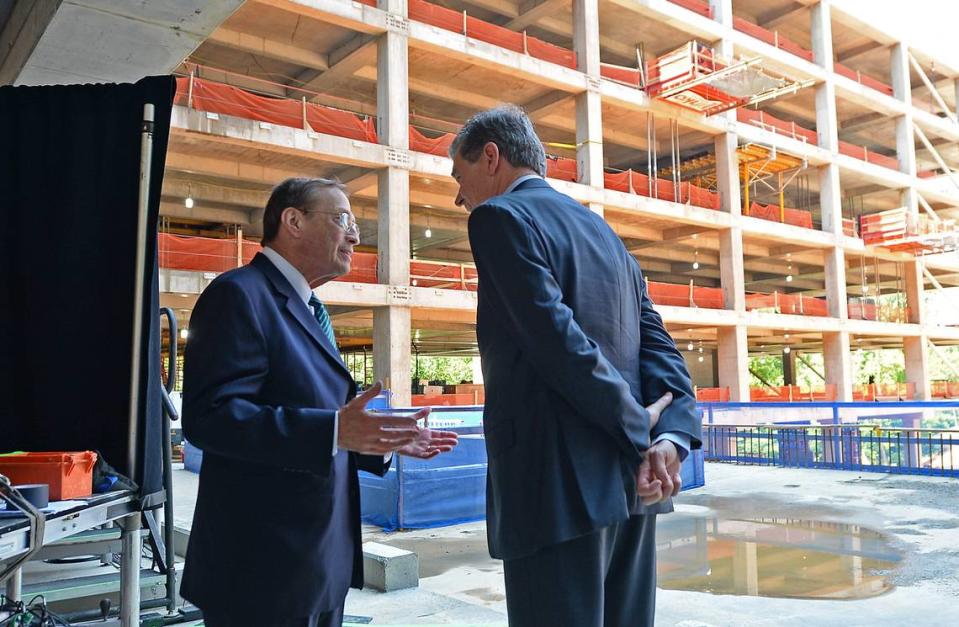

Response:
(386, 535), (500, 578)
(656, 510), (903, 600)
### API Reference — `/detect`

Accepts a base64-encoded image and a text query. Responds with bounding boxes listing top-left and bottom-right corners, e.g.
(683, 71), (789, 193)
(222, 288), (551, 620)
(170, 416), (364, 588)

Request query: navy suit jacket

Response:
(468, 178), (702, 561)
(180, 253), (387, 618)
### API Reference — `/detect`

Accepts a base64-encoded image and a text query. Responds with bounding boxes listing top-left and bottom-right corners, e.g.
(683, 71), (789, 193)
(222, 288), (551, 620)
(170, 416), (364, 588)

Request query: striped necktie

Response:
(308, 295), (337, 349)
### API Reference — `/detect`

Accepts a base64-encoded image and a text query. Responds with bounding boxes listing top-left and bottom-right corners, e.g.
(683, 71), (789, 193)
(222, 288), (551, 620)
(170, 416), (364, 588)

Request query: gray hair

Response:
(449, 104), (546, 176)
(261, 177), (346, 245)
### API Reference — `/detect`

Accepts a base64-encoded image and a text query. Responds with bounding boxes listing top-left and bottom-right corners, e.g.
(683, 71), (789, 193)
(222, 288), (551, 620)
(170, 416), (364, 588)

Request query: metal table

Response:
(0, 491), (142, 626)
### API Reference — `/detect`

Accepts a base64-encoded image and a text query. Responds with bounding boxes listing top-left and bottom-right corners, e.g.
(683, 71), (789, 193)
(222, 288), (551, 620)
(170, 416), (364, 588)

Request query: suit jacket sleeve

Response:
(182, 279), (337, 475)
(355, 453), (391, 476)
(469, 204), (650, 466)
(633, 261), (703, 450)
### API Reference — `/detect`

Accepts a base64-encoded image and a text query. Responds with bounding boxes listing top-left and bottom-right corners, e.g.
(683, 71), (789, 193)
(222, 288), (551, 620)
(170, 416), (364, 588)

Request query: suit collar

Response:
(251, 253), (351, 377)
(510, 176), (550, 192)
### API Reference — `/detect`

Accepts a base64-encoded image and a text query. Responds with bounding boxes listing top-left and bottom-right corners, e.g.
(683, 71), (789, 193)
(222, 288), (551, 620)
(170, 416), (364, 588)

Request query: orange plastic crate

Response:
(0, 451), (98, 500)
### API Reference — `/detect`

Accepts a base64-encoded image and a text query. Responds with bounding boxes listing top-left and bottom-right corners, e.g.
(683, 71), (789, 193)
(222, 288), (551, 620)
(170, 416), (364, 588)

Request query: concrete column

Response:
(374, 307), (412, 406)
(823, 331), (853, 401)
(904, 259), (925, 324)
(810, 0), (834, 72)
(904, 336), (931, 400)
(783, 349), (797, 385)
(820, 163), (848, 319)
(573, 0), (603, 216)
(955, 79), (959, 121)
(375, 0), (412, 404)
(718, 326), (750, 401)
(891, 42), (918, 217)
(716, 132), (746, 313)
(709, 0), (734, 31)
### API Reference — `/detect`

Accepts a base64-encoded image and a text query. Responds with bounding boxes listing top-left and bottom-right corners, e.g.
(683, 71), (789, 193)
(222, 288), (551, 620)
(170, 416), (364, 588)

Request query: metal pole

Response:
(4, 568), (21, 602)
(120, 513), (143, 627)
(127, 103), (154, 480)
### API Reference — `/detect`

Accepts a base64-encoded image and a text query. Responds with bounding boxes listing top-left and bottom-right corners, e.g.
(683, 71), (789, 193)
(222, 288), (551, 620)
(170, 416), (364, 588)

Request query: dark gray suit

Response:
(468, 178), (701, 626)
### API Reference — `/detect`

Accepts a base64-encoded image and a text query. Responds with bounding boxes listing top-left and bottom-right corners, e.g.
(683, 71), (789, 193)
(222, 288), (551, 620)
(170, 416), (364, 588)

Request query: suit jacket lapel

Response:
(252, 253), (352, 380)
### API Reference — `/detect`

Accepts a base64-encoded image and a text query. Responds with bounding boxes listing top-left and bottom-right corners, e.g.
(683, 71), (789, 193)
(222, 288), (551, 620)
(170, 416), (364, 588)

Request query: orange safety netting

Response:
(852, 383), (916, 401)
(600, 63), (641, 86)
(603, 170), (721, 210)
(751, 385), (837, 402)
(747, 202), (814, 229)
(695, 387), (730, 402)
(410, 126), (454, 157)
(931, 381), (959, 398)
(647, 282), (725, 309)
(834, 63), (894, 96)
(411, 260), (478, 291)
(410, 0), (576, 68)
(736, 108), (818, 145)
(732, 17), (814, 63)
(159, 233), (261, 273)
(355, 0), (376, 6)
(411, 393), (476, 406)
(546, 156), (577, 182)
(667, 0), (713, 19)
(340, 251), (378, 284)
(174, 77), (377, 143)
(848, 299), (911, 323)
(746, 291), (829, 317)
(838, 140), (899, 171)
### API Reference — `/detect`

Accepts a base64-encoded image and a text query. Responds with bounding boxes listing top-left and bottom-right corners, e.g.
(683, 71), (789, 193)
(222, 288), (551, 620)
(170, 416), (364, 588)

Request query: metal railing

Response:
(703, 423), (959, 477)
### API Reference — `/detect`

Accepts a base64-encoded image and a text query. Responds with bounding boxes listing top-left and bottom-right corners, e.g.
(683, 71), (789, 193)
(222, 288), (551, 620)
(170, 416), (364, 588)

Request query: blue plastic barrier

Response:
(360, 405), (706, 530)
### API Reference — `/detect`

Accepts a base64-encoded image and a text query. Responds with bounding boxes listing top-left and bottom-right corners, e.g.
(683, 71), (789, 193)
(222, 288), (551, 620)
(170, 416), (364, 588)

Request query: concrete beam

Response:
(298, 34), (377, 98)
(0, 0), (60, 85)
(506, 0), (569, 31)
(206, 27), (330, 70)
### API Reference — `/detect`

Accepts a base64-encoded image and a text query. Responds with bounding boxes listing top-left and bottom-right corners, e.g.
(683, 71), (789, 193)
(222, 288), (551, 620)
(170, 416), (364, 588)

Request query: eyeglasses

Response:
(303, 208), (360, 239)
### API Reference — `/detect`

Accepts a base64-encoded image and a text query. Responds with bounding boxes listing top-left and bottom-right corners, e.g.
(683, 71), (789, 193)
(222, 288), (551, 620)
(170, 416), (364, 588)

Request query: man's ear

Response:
(483, 141), (500, 175)
(279, 206), (302, 238)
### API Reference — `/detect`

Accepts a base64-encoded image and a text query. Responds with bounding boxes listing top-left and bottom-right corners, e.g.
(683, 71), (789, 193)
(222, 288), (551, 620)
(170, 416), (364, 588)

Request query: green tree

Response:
(413, 356), (475, 384)
(749, 355), (783, 387)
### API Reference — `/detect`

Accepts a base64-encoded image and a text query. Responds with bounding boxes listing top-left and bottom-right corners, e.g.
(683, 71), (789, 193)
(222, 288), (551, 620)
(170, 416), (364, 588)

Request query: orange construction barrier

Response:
(411, 393), (476, 406)
(409, 0), (576, 68)
(410, 126), (454, 157)
(747, 202), (814, 229)
(174, 76), (377, 143)
(647, 282), (724, 309)
(600, 63), (642, 86)
(732, 17), (813, 62)
(745, 291), (829, 317)
(159, 233), (262, 273)
(838, 140), (899, 171)
(667, 0), (713, 18)
(546, 156), (577, 182)
(695, 387), (730, 402)
(834, 63), (894, 96)
(736, 108), (818, 145)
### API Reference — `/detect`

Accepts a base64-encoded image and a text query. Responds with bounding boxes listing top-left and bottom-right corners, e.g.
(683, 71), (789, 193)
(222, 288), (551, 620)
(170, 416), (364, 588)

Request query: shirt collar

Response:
(261, 246), (313, 305)
(504, 173), (542, 195)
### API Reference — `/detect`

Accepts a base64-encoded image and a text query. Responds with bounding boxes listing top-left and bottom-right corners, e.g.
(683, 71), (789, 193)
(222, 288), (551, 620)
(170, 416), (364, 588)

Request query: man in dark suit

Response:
(180, 177), (457, 627)
(451, 106), (701, 627)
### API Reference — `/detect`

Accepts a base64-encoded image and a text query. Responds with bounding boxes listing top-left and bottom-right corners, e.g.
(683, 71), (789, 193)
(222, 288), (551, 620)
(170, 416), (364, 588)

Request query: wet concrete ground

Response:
(344, 463), (959, 626)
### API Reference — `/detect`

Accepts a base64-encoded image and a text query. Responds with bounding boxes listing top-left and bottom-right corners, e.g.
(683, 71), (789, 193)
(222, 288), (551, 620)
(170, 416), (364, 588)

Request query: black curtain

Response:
(0, 76), (174, 506)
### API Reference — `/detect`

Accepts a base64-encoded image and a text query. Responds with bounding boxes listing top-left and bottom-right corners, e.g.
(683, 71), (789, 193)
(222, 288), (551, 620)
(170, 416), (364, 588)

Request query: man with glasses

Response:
(181, 177), (458, 626)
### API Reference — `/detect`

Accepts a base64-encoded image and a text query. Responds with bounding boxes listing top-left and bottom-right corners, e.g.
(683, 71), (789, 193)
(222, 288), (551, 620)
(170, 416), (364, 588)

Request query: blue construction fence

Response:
(359, 405), (706, 531)
(700, 401), (959, 478)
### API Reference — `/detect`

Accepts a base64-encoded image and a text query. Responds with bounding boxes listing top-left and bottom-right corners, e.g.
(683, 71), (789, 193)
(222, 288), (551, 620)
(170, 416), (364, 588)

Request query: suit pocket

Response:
(483, 420), (516, 457)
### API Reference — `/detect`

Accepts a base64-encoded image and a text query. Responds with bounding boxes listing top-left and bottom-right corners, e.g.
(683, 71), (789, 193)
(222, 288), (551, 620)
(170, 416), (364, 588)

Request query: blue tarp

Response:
(360, 406), (706, 530)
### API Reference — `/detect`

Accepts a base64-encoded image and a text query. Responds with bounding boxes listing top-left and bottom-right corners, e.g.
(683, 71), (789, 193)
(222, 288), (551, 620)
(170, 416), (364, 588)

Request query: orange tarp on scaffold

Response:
(853, 383), (917, 401)
(747, 202), (814, 229)
(158, 233), (262, 273)
(834, 63), (894, 96)
(409, 0), (576, 68)
(410, 260), (478, 291)
(732, 17), (814, 62)
(838, 140), (899, 171)
(410, 126), (454, 157)
(600, 63), (641, 86)
(174, 76), (378, 143)
(695, 387), (730, 402)
(546, 156), (577, 182)
(340, 251), (378, 284)
(750, 385), (837, 402)
(931, 381), (959, 399)
(602, 170), (721, 210)
(647, 282), (725, 309)
(745, 291), (829, 317)
(736, 108), (818, 145)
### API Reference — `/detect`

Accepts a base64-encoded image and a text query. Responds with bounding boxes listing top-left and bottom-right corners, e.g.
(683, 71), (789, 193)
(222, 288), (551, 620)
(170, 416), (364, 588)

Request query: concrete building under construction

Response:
(19, 0), (959, 406)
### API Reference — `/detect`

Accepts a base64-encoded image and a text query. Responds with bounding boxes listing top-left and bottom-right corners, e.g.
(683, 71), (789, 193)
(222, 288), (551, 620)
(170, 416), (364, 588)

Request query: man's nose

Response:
(454, 191), (465, 207)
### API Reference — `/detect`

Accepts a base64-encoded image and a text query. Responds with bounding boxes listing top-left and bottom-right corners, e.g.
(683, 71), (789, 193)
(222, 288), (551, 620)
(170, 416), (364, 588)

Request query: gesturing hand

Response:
(398, 414), (459, 459)
(337, 381), (424, 455)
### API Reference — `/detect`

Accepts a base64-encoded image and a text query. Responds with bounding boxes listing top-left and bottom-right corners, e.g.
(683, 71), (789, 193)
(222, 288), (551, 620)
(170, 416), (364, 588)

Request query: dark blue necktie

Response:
(308, 295), (337, 349)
